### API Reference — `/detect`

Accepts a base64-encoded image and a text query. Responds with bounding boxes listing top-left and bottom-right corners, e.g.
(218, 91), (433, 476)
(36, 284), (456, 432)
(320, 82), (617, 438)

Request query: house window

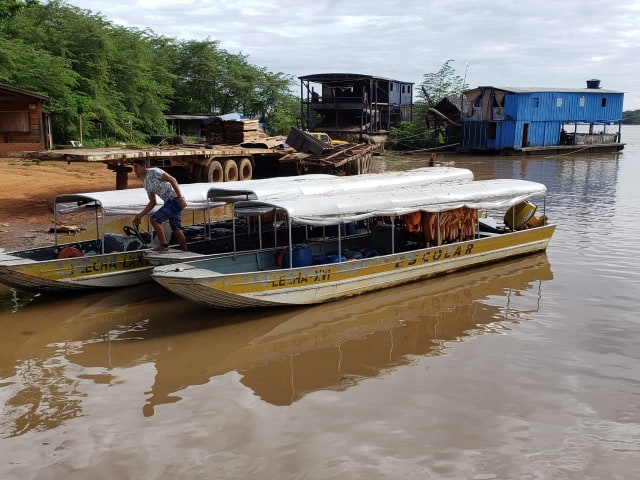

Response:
(556, 97), (563, 107)
(0, 112), (30, 132)
(532, 97), (539, 107)
(390, 83), (394, 91)
(601, 97), (607, 107)
(579, 96), (585, 107)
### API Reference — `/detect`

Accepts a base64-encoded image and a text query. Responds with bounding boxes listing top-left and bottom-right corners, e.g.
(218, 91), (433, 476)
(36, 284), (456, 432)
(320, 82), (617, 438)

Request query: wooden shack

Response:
(0, 83), (49, 154)
(425, 94), (469, 148)
(299, 73), (414, 143)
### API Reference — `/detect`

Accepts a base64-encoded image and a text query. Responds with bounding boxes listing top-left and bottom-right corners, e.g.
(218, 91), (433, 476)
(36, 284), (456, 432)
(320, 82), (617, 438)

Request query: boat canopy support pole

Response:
(232, 207), (237, 255)
(392, 216), (396, 253)
(287, 216), (293, 268)
(273, 208), (278, 251)
(98, 208), (104, 253)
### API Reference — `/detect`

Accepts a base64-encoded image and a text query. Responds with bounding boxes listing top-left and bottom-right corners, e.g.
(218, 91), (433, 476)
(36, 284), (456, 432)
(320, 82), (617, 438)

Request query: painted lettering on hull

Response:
(271, 267), (330, 288)
(80, 253), (146, 274)
(268, 242), (476, 290)
(22, 253), (149, 281)
(396, 243), (473, 268)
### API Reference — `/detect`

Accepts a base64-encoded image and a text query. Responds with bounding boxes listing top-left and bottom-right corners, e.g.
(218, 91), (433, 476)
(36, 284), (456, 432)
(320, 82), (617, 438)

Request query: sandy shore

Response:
(0, 157), (143, 251)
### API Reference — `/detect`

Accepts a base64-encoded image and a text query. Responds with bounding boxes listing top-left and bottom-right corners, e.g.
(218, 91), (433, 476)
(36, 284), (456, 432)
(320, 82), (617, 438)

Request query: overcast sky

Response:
(67, 0), (640, 110)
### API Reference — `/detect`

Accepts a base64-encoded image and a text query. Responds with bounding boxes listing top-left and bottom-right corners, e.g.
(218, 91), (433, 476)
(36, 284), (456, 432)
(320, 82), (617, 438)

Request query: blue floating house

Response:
(460, 80), (624, 154)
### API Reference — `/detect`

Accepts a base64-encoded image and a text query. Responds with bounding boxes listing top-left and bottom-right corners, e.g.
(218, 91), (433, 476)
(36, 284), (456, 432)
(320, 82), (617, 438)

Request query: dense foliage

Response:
(0, 0), (298, 144)
(622, 110), (640, 124)
(5, 1), (635, 149)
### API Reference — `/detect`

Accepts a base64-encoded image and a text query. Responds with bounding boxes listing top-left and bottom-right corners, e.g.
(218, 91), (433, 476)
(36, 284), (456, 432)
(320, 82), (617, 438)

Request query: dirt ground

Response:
(0, 157), (143, 251)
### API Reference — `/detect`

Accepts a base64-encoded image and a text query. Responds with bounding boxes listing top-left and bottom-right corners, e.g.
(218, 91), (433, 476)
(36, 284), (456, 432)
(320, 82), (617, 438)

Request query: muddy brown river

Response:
(1, 127), (639, 479)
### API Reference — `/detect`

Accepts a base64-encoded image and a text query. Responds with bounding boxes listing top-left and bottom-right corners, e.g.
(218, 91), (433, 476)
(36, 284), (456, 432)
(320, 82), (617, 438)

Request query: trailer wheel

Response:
(223, 159), (238, 182)
(237, 157), (252, 180)
(202, 160), (223, 182)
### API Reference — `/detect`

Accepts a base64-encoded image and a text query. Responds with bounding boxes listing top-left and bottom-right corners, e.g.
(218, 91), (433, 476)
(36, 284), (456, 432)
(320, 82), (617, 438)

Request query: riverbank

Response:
(0, 158), (141, 251)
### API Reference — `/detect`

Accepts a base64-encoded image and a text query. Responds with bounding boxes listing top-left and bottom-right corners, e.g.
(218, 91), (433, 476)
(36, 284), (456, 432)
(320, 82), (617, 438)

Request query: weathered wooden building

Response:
(299, 73), (413, 142)
(425, 94), (469, 148)
(0, 83), (49, 154)
(460, 80), (624, 154)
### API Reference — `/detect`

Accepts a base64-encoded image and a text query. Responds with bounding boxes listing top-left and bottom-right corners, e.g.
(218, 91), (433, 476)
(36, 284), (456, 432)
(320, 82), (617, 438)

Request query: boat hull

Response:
(151, 224), (556, 308)
(0, 251), (153, 292)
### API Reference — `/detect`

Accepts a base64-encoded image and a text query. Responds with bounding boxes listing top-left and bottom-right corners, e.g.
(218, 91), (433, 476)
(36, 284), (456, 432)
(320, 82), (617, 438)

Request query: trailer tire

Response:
(237, 158), (252, 180)
(223, 159), (239, 182)
(202, 161), (224, 182)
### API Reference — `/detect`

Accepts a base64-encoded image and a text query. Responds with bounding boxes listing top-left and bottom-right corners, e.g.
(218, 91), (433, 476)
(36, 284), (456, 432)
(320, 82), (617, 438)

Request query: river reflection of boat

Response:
(0, 255), (552, 434)
(41, 253), (552, 419)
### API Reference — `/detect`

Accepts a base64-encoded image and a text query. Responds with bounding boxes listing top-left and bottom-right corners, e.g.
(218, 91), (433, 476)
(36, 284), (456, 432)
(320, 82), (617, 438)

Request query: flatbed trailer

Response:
(24, 140), (375, 189)
(24, 144), (288, 189)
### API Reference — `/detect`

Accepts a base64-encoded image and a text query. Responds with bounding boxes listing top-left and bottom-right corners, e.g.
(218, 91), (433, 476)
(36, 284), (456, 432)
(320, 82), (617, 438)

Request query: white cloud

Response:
(69, 0), (640, 109)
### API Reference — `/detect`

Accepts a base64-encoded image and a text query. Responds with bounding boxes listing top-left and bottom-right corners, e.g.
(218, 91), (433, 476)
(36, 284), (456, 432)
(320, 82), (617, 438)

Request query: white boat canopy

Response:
(54, 183), (219, 216)
(53, 175), (339, 217)
(233, 179), (547, 226)
(207, 167), (474, 205)
(53, 167), (474, 217)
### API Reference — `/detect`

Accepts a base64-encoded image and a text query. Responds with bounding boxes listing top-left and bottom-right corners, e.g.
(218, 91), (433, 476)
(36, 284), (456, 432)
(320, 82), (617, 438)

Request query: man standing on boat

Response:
(131, 158), (188, 252)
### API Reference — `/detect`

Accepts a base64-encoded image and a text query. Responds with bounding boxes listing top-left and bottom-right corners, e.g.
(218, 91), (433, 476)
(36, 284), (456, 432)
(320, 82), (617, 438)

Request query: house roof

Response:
(468, 86), (623, 95)
(0, 83), (48, 102)
(299, 73), (413, 85)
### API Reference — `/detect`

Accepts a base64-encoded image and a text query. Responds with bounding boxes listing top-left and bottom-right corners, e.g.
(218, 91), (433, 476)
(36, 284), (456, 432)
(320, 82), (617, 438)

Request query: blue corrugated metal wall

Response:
(462, 89), (624, 151)
(512, 92), (623, 122)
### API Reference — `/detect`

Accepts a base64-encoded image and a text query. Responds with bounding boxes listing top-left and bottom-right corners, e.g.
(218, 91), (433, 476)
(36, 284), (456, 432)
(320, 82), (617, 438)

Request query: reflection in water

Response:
(0, 284), (166, 437)
(0, 254), (552, 435)
(0, 284), (40, 314)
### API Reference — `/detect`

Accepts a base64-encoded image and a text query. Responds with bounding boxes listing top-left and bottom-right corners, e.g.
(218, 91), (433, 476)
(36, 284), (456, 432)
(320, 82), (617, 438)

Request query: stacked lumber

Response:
(203, 117), (225, 144)
(203, 118), (266, 145)
(224, 119), (265, 144)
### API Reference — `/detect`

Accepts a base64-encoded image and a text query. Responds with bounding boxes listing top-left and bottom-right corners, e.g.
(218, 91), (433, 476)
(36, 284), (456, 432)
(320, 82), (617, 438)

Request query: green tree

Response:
(622, 109), (640, 124)
(171, 39), (222, 114)
(0, 0), (37, 20)
(0, 0), (302, 145)
(265, 92), (300, 136)
(169, 40), (296, 131)
(390, 59), (469, 150)
(418, 59), (468, 107)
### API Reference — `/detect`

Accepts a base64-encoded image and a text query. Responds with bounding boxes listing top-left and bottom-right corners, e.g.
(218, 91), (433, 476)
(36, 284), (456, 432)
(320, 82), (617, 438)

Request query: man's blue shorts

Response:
(151, 197), (183, 230)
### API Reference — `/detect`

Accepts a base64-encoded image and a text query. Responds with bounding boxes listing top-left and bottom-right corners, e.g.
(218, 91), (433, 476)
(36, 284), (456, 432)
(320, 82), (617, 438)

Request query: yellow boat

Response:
(151, 179), (555, 308)
(0, 168), (475, 293)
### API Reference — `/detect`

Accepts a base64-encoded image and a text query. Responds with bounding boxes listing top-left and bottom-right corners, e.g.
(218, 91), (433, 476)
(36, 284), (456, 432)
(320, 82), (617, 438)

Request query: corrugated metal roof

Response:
(475, 86), (623, 94)
(299, 73), (413, 85)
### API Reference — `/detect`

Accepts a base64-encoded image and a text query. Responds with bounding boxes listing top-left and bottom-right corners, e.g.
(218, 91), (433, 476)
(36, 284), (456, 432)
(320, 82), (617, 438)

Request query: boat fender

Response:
(57, 246), (83, 259)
